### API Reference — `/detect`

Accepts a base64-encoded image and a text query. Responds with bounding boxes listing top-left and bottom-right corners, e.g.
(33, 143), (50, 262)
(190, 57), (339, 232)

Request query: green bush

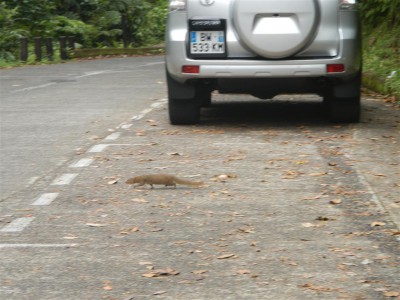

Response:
(0, 3), (27, 60)
(136, 0), (168, 46)
(360, 0), (399, 28)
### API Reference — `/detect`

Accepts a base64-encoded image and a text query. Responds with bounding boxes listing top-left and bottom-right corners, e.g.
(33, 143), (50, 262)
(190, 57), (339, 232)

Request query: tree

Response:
(0, 2), (27, 60)
(3, 0), (55, 36)
(360, 0), (400, 28)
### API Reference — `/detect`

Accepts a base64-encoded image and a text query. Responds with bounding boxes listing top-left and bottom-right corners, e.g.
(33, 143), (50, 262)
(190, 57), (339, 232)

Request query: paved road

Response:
(0, 56), (166, 201)
(0, 57), (399, 299)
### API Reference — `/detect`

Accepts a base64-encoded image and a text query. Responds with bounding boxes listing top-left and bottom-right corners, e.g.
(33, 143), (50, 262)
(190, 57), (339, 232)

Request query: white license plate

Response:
(190, 31), (225, 54)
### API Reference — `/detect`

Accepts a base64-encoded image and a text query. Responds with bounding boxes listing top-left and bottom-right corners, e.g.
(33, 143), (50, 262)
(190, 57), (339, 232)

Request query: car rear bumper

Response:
(165, 39), (361, 83)
(165, 23), (361, 83)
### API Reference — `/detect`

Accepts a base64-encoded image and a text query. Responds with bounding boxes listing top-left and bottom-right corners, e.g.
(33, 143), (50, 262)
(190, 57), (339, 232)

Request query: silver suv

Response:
(165, 0), (361, 124)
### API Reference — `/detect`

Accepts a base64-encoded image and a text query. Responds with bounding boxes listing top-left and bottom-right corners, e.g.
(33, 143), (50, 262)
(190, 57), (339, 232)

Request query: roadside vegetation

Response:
(360, 1), (400, 102)
(0, 0), (398, 101)
(0, 0), (167, 66)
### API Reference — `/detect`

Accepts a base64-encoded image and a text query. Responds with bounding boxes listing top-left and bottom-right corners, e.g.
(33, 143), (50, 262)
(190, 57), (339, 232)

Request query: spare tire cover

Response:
(232, 0), (320, 59)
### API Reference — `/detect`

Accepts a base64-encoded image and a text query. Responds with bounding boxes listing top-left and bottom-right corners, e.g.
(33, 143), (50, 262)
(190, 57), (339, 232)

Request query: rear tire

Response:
(325, 73), (361, 123)
(326, 96), (361, 123)
(166, 71), (201, 125)
(198, 85), (212, 107)
(168, 98), (200, 125)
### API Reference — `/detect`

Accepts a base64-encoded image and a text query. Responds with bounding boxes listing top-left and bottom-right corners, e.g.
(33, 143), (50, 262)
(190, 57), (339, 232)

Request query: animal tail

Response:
(174, 177), (203, 187)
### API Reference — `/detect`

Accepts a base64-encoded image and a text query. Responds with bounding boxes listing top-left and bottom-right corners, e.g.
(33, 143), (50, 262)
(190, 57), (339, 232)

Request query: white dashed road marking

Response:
(11, 82), (56, 94)
(105, 132), (121, 140)
(27, 176), (39, 186)
(88, 144), (110, 153)
(0, 98), (168, 234)
(51, 173), (78, 185)
(0, 217), (35, 233)
(121, 124), (133, 129)
(32, 193), (59, 206)
(88, 144), (145, 153)
(69, 158), (94, 168)
(132, 109), (151, 121)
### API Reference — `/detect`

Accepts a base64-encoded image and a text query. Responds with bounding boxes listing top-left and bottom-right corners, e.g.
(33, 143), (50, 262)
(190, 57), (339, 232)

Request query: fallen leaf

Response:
(217, 254), (236, 259)
(309, 172), (328, 177)
(330, 199), (342, 205)
(280, 256), (298, 266)
(299, 283), (336, 293)
(153, 291), (167, 295)
(120, 226), (140, 235)
(191, 270), (208, 275)
(89, 135), (102, 141)
(167, 152), (182, 156)
(238, 227), (255, 234)
(86, 223), (106, 227)
(131, 198), (149, 203)
(161, 130), (180, 135)
(374, 173), (386, 177)
(217, 174), (228, 180)
(225, 155), (246, 163)
(303, 192), (327, 200)
(108, 178), (119, 185)
(384, 291), (400, 297)
(143, 268), (180, 278)
(63, 235), (79, 240)
(146, 119), (157, 123)
(282, 170), (303, 179)
(192, 129), (224, 134)
(301, 222), (323, 228)
(295, 160), (308, 165)
(151, 228), (164, 232)
(361, 259), (372, 265)
(103, 281), (113, 291)
(371, 221), (386, 227)
(316, 216), (335, 221)
(231, 212), (245, 217)
(212, 174), (237, 182)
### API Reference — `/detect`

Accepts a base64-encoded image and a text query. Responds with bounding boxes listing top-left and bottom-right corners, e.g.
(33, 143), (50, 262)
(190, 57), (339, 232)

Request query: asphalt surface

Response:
(0, 57), (166, 200)
(0, 57), (399, 300)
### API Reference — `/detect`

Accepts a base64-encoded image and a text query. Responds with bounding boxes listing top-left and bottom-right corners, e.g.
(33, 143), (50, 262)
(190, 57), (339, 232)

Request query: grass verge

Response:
(362, 23), (400, 103)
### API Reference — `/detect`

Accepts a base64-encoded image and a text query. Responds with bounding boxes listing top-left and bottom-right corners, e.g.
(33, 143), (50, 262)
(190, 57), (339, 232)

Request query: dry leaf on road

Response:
(102, 281), (113, 291)
(330, 199), (342, 205)
(371, 221), (386, 227)
(107, 178), (119, 185)
(153, 291), (167, 295)
(86, 223), (106, 227)
(217, 254), (236, 259)
(191, 270), (208, 275)
(384, 291), (400, 297)
(143, 268), (180, 278)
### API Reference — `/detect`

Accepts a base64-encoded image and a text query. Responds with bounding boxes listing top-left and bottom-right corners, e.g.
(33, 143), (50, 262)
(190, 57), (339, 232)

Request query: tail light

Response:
(327, 64), (345, 73)
(182, 65), (200, 74)
(169, 0), (186, 12)
(339, 0), (357, 10)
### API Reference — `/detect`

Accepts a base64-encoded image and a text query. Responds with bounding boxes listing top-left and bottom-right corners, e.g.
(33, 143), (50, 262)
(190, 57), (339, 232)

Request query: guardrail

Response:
(20, 36), (75, 62)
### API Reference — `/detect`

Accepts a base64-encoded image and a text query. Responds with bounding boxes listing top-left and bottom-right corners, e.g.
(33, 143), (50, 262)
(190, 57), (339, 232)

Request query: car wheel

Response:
(326, 96), (361, 123)
(198, 85), (212, 107)
(325, 73), (361, 123)
(168, 98), (201, 125)
(166, 71), (201, 125)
